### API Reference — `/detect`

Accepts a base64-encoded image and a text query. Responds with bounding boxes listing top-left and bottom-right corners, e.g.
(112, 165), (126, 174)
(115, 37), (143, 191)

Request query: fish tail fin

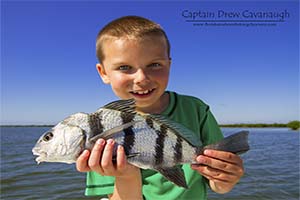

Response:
(197, 130), (250, 155)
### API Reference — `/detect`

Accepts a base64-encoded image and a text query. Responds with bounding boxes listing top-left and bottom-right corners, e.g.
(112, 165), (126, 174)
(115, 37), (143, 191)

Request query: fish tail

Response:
(197, 131), (250, 155)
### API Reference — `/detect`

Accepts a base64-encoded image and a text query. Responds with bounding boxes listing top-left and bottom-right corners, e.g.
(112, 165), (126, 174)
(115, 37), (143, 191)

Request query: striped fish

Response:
(32, 99), (250, 188)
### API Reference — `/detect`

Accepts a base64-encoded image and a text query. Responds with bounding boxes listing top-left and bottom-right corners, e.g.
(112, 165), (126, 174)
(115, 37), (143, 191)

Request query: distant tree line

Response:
(0, 125), (54, 127)
(1, 121), (300, 130)
(220, 120), (300, 130)
(287, 121), (300, 130)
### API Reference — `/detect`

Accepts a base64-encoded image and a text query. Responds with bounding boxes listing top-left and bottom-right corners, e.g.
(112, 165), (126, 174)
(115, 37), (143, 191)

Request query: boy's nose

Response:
(133, 69), (149, 85)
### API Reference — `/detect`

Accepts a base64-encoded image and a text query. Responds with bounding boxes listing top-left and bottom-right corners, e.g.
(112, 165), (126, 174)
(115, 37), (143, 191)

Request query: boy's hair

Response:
(96, 16), (170, 63)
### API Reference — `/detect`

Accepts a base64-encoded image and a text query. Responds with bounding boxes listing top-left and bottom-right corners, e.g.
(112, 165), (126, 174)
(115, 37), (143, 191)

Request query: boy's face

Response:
(97, 36), (171, 113)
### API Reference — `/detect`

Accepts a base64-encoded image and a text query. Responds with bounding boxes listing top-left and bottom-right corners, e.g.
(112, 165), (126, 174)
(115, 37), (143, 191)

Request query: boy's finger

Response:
(116, 145), (126, 171)
(101, 139), (116, 174)
(204, 150), (243, 165)
(195, 155), (243, 175)
(76, 150), (91, 172)
(193, 164), (237, 183)
(89, 139), (105, 174)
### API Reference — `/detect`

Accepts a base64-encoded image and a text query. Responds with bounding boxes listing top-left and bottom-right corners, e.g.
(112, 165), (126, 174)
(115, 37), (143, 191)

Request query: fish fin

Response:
(124, 152), (141, 164)
(89, 121), (143, 143)
(124, 153), (152, 170)
(127, 152), (140, 158)
(155, 167), (188, 189)
(112, 152), (140, 162)
(199, 131), (250, 155)
(103, 99), (136, 114)
(144, 114), (201, 147)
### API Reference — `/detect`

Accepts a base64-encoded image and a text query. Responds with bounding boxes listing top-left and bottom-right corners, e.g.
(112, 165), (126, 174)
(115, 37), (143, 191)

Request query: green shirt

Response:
(85, 91), (223, 199)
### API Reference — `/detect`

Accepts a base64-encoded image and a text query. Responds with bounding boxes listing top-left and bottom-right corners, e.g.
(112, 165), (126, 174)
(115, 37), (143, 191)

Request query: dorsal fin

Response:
(103, 99), (136, 114)
(144, 114), (202, 147)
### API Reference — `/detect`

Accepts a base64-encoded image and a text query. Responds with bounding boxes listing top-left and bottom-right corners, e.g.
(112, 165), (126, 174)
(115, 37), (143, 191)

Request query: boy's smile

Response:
(130, 88), (155, 97)
(97, 36), (171, 114)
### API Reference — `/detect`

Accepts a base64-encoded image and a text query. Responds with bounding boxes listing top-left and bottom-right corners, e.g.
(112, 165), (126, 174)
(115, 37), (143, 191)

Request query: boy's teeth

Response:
(133, 89), (152, 94)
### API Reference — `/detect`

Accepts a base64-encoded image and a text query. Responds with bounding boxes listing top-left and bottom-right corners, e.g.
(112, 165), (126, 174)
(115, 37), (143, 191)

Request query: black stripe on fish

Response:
(121, 111), (135, 124)
(146, 117), (154, 129)
(174, 136), (183, 163)
(120, 111), (136, 155)
(88, 112), (104, 138)
(122, 127), (136, 155)
(154, 124), (168, 166)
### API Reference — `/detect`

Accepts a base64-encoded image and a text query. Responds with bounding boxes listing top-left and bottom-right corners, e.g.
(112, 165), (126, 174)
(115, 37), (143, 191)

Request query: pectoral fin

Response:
(112, 152), (140, 163)
(89, 120), (143, 143)
(155, 167), (188, 189)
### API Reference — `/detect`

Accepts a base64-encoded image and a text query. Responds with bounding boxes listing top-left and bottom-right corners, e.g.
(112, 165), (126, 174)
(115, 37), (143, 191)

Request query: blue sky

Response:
(1, 1), (299, 125)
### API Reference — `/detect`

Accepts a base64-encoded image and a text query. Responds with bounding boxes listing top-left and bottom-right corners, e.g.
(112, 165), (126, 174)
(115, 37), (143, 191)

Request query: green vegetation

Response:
(1, 121), (299, 130)
(220, 120), (300, 130)
(286, 121), (300, 130)
(220, 123), (286, 128)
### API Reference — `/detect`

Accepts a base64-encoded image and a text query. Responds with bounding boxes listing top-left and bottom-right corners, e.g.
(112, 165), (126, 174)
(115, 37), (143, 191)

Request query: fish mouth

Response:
(32, 148), (47, 164)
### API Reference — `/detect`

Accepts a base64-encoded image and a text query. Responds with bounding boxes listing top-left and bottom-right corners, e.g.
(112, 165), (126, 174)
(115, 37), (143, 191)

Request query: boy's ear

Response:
(96, 63), (110, 84)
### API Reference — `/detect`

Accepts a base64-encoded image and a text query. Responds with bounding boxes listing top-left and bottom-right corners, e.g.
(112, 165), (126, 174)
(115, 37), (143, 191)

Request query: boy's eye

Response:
(148, 63), (162, 68)
(118, 65), (132, 71)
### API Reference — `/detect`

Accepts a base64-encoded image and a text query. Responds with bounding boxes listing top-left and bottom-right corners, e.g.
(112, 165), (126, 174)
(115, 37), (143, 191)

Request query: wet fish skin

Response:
(32, 99), (250, 188)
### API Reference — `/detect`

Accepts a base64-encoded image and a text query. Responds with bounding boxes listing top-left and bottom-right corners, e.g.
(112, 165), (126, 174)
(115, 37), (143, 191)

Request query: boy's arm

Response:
(191, 149), (244, 194)
(109, 170), (143, 200)
(76, 139), (143, 199)
(108, 145), (143, 200)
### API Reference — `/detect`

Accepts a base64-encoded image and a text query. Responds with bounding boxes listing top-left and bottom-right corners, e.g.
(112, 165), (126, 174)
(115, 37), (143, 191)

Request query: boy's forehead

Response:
(103, 35), (167, 47)
(102, 36), (169, 59)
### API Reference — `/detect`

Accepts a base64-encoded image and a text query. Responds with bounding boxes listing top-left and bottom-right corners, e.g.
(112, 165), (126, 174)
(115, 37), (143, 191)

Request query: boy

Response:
(76, 16), (244, 200)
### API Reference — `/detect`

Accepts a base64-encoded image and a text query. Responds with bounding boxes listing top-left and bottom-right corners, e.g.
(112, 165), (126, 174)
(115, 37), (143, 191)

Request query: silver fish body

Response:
(32, 99), (250, 188)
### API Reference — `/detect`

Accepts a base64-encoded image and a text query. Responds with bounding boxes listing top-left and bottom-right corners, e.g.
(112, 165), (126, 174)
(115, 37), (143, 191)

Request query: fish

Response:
(32, 99), (250, 188)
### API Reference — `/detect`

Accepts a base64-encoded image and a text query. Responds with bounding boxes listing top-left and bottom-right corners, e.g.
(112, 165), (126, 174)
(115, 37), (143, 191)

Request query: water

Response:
(1, 127), (299, 200)
(208, 128), (300, 200)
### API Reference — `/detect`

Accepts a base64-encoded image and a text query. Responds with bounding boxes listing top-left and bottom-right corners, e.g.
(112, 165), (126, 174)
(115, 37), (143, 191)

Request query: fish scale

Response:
(124, 126), (158, 169)
(32, 99), (250, 189)
(174, 136), (183, 163)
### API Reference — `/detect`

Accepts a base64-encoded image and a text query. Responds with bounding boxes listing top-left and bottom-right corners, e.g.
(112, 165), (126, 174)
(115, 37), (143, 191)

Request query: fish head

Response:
(32, 113), (89, 164)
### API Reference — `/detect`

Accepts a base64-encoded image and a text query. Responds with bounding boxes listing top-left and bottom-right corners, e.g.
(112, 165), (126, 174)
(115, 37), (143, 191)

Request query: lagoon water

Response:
(1, 127), (299, 200)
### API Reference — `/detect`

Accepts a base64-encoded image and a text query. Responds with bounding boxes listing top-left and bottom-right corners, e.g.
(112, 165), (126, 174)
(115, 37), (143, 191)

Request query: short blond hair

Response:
(96, 16), (170, 63)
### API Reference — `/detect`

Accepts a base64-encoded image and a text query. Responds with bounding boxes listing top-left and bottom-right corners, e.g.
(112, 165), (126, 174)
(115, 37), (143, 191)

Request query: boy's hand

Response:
(76, 139), (143, 199)
(191, 149), (244, 194)
(76, 139), (140, 178)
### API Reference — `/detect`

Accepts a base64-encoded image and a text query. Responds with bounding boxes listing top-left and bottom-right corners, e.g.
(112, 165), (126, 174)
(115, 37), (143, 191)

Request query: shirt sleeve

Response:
(85, 171), (115, 197)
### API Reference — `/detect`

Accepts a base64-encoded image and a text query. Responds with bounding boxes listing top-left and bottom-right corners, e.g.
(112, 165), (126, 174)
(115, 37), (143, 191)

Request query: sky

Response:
(1, 1), (299, 125)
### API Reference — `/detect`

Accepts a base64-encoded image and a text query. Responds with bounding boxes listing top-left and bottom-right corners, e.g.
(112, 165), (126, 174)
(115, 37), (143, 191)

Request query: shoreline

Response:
(220, 123), (287, 128)
(0, 123), (294, 128)
(0, 125), (54, 127)
(1, 121), (299, 130)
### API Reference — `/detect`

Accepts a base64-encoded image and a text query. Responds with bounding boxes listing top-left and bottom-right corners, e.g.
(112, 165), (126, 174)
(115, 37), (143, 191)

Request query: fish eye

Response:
(43, 132), (54, 142)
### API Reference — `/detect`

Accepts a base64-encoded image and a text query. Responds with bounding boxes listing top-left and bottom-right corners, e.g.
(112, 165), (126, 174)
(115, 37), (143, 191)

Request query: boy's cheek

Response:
(111, 84), (132, 99)
(111, 75), (131, 88)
